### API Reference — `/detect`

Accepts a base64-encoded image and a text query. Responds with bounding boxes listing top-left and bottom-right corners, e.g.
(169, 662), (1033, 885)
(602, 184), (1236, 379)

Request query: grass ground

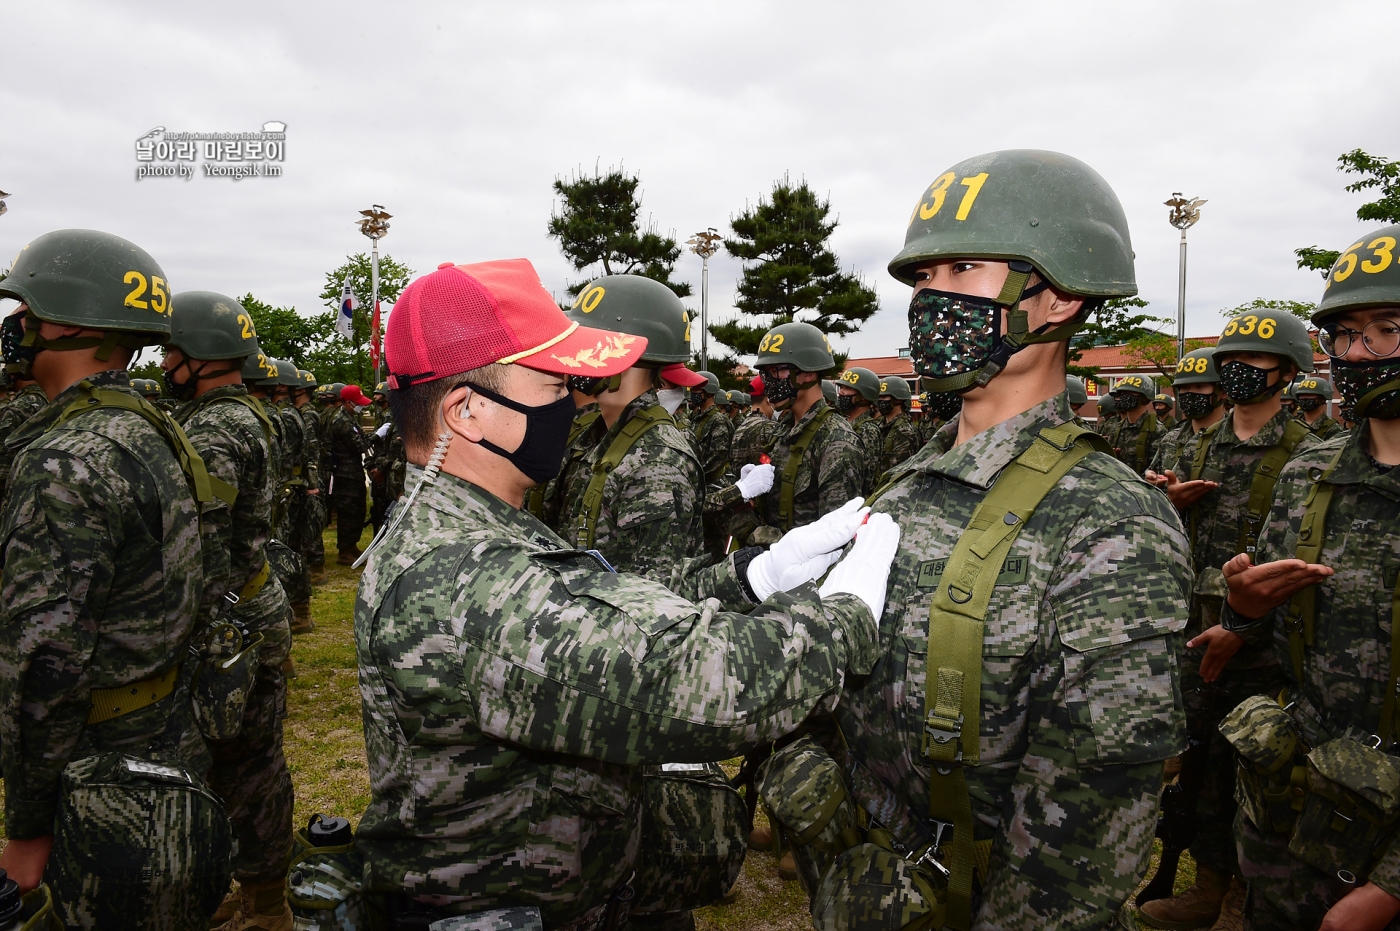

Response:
(0, 522), (1197, 928)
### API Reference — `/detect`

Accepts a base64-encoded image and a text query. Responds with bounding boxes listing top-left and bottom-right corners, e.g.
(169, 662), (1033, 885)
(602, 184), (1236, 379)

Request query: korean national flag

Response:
(336, 281), (358, 340)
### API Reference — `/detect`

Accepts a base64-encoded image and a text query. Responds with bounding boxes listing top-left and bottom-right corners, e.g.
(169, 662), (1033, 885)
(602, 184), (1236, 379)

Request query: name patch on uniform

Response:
(916, 555), (1030, 589)
(1385, 564), (1400, 591)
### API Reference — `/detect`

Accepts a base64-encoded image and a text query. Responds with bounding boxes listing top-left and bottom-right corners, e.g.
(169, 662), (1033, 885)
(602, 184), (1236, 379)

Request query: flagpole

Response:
(357, 205), (392, 387)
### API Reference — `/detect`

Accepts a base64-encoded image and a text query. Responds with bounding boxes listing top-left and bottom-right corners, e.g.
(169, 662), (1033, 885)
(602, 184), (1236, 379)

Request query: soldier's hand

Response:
(819, 512), (900, 622)
(1154, 469), (1218, 510)
(746, 497), (868, 600)
(1187, 624), (1244, 682)
(1223, 553), (1333, 618)
(1320, 881), (1400, 931)
(0, 835), (53, 892)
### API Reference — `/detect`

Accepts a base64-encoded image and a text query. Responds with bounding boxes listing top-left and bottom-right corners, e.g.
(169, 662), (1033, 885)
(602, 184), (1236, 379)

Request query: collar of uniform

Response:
(782, 397), (831, 440)
(602, 389), (663, 439)
(1215, 406), (1295, 448)
(403, 463), (572, 549)
(5, 369), (134, 452)
(1319, 421), (1400, 499)
(913, 392), (1076, 490)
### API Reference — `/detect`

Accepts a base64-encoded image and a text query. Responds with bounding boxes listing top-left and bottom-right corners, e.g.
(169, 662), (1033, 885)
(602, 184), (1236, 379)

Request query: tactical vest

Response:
(1189, 417), (1310, 558)
(776, 406), (835, 531)
(869, 422), (1109, 929)
(574, 404), (674, 549)
(1111, 410), (1156, 472)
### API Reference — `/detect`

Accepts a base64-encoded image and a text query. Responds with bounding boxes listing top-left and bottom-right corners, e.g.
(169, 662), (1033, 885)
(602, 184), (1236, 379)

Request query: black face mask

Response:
(833, 394), (856, 415)
(1112, 393), (1139, 413)
(1176, 390), (1219, 420)
(466, 381), (578, 484)
(1219, 360), (1282, 404)
(1295, 396), (1323, 413)
(1, 312), (38, 378)
(922, 389), (964, 422)
(1334, 358), (1400, 421)
(763, 371), (799, 405)
(875, 399), (895, 415)
(688, 392), (708, 411)
(163, 368), (196, 401)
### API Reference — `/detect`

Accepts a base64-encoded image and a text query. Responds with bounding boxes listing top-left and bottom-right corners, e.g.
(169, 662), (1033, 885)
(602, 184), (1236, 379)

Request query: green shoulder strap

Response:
(1283, 447), (1343, 684)
(1186, 419), (1226, 551)
(526, 410), (600, 519)
(1133, 410), (1158, 472)
(777, 406), (835, 531)
(54, 381), (219, 506)
(922, 422), (1109, 930)
(574, 405), (673, 549)
(1238, 419), (1310, 557)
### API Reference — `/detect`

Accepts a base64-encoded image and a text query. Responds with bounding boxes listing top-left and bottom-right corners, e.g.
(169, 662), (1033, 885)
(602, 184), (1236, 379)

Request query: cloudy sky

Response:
(3, 0), (1397, 361)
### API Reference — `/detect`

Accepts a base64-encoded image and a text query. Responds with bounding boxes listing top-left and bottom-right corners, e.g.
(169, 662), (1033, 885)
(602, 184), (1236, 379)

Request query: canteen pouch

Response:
(810, 843), (943, 931)
(758, 736), (863, 895)
(287, 827), (366, 931)
(1288, 737), (1400, 879)
(1218, 695), (1306, 835)
(191, 622), (264, 741)
(630, 762), (747, 915)
(47, 753), (232, 931)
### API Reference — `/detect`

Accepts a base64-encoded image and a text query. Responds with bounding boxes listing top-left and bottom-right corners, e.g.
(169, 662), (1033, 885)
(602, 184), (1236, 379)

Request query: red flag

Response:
(369, 300), (382, 370)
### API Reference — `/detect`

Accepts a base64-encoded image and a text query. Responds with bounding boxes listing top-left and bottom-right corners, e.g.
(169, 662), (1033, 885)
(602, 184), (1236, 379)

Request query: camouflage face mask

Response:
(907, 289), (1000, 380)
(1334, 357), (1400, 420)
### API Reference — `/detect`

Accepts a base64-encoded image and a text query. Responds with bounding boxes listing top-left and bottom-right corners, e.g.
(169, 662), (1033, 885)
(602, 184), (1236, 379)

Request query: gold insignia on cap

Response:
(551, 334), (639, 369)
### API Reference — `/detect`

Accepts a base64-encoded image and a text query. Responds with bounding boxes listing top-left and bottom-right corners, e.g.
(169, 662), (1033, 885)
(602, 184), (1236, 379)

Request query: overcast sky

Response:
(3, 0), (1398, 362)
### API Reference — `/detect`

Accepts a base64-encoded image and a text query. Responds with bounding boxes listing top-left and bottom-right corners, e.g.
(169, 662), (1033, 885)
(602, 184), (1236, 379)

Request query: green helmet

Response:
(241, 348), (279, 384)
(1173, 347), (1220, 387)
(821, 380), (839, 404)
(754, 321), (835, 373)
(0, 229), (173, 340)
(1153, 393), (1175, 408)
(879, 376), (912, 401)
(299, 369), (318, 391)
(837, 366), (881, 402)
(729, 390), (751, 408)
(889, 150), (1136, 298)
(1097, 397), (1116, 415)
(1314, 224), (1400, 322)
(327, 382), (347, 402)
(696, 371), (723, 397)
(567, 274), (692, 364)
(1065, 375), (1089, 405)
(374, 381), (387, 396)
(1215, 312), (1314, 373)
(166, 291), (259, 361)
(1293, 376), (1333, 399)
(1110, 374), (1153, 403)
(275, 359), (302, 388)
(714, 387), (732, 407)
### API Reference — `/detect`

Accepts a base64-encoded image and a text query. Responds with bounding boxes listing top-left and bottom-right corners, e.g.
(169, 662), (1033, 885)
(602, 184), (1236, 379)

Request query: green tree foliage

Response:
(315, 253), (414, 386)
(1125, 335), (1212, 387)
(1296, 149), (1400, 274)
(240, 293), (323, 365)
(710, 177), (878, 366)
(1219, 297), (1315, 322)
(547, 166), (691, 299)
(1067, 296), (1168, 386)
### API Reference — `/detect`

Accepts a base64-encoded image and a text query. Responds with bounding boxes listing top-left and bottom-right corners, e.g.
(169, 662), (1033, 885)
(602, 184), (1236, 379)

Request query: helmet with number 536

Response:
(1, 229), (172, 341)
(1314, 223), (1400, 322)
(1215, 309), (1314, 373)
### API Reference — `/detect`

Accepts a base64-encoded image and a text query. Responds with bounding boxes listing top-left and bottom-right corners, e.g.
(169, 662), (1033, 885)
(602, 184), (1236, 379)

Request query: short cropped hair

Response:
(390, 362), (509, 461)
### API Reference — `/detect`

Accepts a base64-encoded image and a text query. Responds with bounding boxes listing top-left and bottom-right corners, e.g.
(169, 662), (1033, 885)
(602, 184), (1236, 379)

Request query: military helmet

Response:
(0, 229), (173, 341)
(1097, 397), (1116, 415)
(275, 359), (302, 387)
(1215, 311), (1314, 372)
(821, 379), (839, 404)
(837, 366), (881, 402)
(241, 348), (280, 384)
(374, 381), (387, 396)
(879, 376), (912, 401)
(714, 387), (732, 407)
(1293, 376), (1333, 398)
(754, 321), (835, 373)
(696, 371), (723, 397)
(299, 369), (318, 390)
(1153, 393), (1175, 408)
(1110, 374), (1153, 402)
(1065, 375), (1089, 405)
(1314, 224), (1400, 322)
(888, 150), (1137, 298)
(329, 382), (346, 398)
(166, 291), (259, 361)
(1173, 347), (1220, 386)
(142, 378), (162, 397)
(729, 389), (751, 408)
(567, 274), (692, 364)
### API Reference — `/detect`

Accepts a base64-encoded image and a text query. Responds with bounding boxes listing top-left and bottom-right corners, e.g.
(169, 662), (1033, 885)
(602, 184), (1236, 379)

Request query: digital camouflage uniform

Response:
(274, 400), (313, 607)
(298, 402), (327, 572)
(1234, 422), (1400, 929)
(553, 391), (707, 587)
(730, 412), (782, 471)
(175, 385), (296, 886)
(0, 371), (214, 925)
(838, 394), (1191, 930)
(1148, 418), (1195, 475)
(367, 418), (407, 518)
(692, 405), (736, 558)
(354, 465), (880, 927)
(1107, 411), (1164, 476)
(1300, 412), (1344, 440)
(878, 411), (922, 484)
(327, 406), (370, 555)
(1165, 406), (1315, 877)
(754, 399), (864, 535)
(0, 383), (47, 497)
(850, 410), (886, 495)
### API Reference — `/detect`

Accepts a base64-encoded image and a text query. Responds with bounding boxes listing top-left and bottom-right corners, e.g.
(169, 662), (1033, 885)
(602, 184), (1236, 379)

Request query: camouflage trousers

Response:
(207, 581), (295, 883)
(268, 538), (311, 608)
(1180, 646), (1288, 877)
(1235, 809), (1400, 931)
(333, 479), (367, 554)
(298, 490), (327, 570)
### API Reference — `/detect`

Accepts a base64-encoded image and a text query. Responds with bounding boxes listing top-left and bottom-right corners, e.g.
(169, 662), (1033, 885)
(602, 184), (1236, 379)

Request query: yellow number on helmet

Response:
(879, 382), (888, 393)
(1332, 241), (1365, 283)
(579, 286), (605, 313)
(1363, 236), (1396, 274)
(1258, 318), (1276, 339)
(1196, 357), (1208, 373)
(769, 334), (784, 352)
(916, 173), (956, 222)
(123, 271), (149, 309)
(1236, 315), (1258, 336)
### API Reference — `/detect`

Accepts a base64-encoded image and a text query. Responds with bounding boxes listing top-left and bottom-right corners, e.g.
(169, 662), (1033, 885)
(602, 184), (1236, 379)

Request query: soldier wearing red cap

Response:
(351, 257), (900, 928)
(327, 384), (372, 563)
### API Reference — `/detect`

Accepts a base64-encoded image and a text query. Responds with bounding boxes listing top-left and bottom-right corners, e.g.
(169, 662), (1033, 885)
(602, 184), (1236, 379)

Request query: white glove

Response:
(375, 422), (391, 438)
(735, 462), (775, 499)
(746, 497), (868, 601)
(819, 512), (901, 623)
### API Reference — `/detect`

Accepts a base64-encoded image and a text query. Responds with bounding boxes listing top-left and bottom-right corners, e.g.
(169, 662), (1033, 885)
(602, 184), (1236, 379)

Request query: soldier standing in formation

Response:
(1142, 311), (1318, 930)
(875, 375), (920, 482)
(268, 359), (317, 636)
(1105, 374), (1164, 475)
(835, 366), (887, 495)
(1292, 375), (1345, 439)
(0, 365), (47, 497)
(1065, 373), (1093, 425)
(689, 370), (736, 557)
(1154, 392), (1178, 427)
(327, 384), (372, 564)
(1096, 395), (1119, 434)
(293, 370), (329, 584)
(1149, 346), (1226, 476)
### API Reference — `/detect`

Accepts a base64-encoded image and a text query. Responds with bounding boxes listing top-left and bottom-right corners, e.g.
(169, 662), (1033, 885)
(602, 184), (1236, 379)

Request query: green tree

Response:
(710, 177), (878, 365)
(1067, 296), (1169, 386)
(240, 293), (325, 367)
(1296, 149), (1400, 274)
(1219, 297), (1315, 322)
(547, 166), (691, 299)
(316, 253), (414, 387)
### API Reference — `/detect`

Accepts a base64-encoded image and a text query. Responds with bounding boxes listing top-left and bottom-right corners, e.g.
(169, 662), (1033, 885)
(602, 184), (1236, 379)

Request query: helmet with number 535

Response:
(1314, 223), (1400, 322)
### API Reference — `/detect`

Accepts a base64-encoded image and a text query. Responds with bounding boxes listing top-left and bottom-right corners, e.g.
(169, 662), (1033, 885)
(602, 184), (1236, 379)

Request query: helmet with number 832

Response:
(167, 291), (259, 360)
(566, 274), (692, 364)
(1215, 310), (1314, 373)
(754, 321), (835, 373)
(1314, 223), (1400, 322)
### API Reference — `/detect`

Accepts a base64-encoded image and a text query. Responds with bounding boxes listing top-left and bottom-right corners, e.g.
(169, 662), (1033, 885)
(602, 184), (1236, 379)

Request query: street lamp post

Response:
(1164, 193), (1206, 363)
(357, 204), (392, 385)
(686, 228), (722, 372)
(0, 190), (10, 218)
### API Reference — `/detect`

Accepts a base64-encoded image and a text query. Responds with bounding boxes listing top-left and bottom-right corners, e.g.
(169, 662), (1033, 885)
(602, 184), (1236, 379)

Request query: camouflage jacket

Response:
(1300, 413), (1345, 440)
(0, 372), (206, 838)
(1149, 419), (1195, 475)
(850, 410), (885, 495)
(327, 406), (370, 487)
(276, 402), (309, 486)
(1108, 410), (1165, 475)
(729, 411), (783, 473)
(878, 412), (922, 483)
(296, 403), (322, 488)
(353, 467), (879, 923)
(756, 400), (864, 531)
(1168, 407), (1317, 644)
(1253, 422), (1400, 895)
(691, 405), (734, 483)
(0, 384), (48, 499)
(368, 420), (407, 501)
(554, 391), (707, 587)
(837, 394), (1191, 931)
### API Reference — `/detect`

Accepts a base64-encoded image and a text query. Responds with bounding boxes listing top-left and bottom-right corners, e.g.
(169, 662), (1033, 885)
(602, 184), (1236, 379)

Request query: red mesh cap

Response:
(385, 258), (647, 388)
(660, 363), (707, 388)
